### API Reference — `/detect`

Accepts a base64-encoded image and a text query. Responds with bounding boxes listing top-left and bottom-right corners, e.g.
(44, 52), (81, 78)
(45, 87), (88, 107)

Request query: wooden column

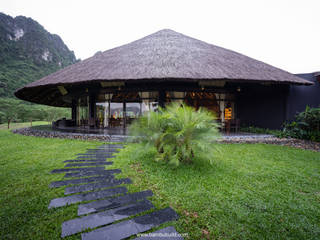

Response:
(108, 100), (111, 127)
(139, 102), (142, 116)
(123, 101), (126, 128)
(71, 99), (77, 125)
(89, 94), (96, 128)
(158, 90), (166, 108)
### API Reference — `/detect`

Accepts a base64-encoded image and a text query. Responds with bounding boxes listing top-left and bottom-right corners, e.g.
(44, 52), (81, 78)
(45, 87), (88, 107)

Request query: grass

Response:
(115, 143), (320, 240)
(0, 129), (101, 239)
(0, 127), (319, 239)
(0, 121), (49, 130)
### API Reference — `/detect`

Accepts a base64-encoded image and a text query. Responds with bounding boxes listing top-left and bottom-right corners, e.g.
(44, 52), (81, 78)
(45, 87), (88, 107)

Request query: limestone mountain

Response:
(0, 12), (77, 97)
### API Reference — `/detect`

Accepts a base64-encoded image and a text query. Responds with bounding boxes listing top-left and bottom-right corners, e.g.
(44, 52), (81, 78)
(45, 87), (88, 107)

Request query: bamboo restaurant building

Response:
(15, 29), (312, 130)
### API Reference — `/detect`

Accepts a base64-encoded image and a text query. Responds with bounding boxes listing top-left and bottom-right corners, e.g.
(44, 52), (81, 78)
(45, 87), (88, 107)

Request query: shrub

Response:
(129, 103), (220, 166)
(282, 106), (320, 142)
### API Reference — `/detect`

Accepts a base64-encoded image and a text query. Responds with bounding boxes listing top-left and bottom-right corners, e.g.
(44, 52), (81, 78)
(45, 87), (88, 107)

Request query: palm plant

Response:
(130, 102), (220, 166)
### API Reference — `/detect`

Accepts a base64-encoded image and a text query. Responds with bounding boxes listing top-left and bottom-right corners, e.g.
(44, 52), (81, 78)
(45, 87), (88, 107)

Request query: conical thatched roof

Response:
(15, 29), (312, 106)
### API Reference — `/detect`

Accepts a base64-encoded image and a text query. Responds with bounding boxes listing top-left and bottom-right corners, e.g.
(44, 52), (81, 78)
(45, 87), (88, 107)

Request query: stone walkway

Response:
(49, 143), (183, 240)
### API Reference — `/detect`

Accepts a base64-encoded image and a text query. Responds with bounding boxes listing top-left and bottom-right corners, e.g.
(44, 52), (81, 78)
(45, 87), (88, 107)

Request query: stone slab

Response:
(76, 154), (113, 157)
(51, 167), (104, 174)
(87, 148), (121, 150)
(97, 146), (124, 151)
(74, 158), (112, 161)
(61, 200), (154, 237)
(81, 207), (179, 240)
(80, 150), (117, 152)
(99, 143), (124, 146)
(64, 162), (113, 167)
(96, 149), (122, 151)
(80, 150), (115, 152)
(78, 190), (153, 216)
(75, 159), (110, 162)
(84, 152), (118, 155)
(74, 159), (110, 162)
(81, 153), (116, 156)
(50, 175), (114, 188)
(75, 157), (112, 160)
(109, 136), (127, 142)
(48, 186), (127, 208)
(82, 155), (115, 158)
(79, 151), (111, 153)
(133, 226), (184, 240)
(64, 169), (121, 178)
(64, 178), (132, 195)
(86, 149), (119, 152)
(76, 156), (113, 159)
(64, 159), (111, 163)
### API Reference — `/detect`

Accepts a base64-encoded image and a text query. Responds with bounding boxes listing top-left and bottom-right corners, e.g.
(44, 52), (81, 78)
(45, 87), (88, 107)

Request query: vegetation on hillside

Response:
(0, 12), (77, 97)
(0, 98), (70, 128)
(0, 59), (63, 98)
(0, 12), (76, 122)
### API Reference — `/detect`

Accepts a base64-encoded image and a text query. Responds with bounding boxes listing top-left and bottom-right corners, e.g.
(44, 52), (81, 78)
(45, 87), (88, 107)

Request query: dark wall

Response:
(287, 73), (320, 120)
(237, 84), (289, 129)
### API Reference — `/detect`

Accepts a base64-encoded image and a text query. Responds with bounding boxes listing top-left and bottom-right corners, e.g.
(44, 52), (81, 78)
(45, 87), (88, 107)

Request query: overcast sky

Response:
(1, 0), (319, 73)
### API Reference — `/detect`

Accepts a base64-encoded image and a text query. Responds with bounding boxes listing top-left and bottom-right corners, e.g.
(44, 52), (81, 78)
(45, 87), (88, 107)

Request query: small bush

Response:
(130, 103), (220, 166)
(282, 106), (320, 142)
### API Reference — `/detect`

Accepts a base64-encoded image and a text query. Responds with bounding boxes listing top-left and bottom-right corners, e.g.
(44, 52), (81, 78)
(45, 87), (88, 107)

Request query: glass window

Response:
(140, 92), (159, 113)
(77, 96), (89, 126)
(126, 103), (141, 118)
(141, 100), (158, 113)
(126, 102), (141, 124)
(110, 102), (123, 127)
(96, 102), (109, 128)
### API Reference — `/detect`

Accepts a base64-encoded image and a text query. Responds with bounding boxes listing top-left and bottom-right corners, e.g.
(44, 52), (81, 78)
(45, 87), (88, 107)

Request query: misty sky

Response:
(1, 0), (319, 73)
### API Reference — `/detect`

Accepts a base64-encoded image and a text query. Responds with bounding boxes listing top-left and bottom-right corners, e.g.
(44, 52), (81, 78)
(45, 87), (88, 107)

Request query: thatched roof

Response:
(15, 29), (312, 106)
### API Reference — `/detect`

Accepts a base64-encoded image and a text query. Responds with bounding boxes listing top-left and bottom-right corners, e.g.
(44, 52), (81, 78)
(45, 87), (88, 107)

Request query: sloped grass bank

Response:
(115, 143), (320, 239)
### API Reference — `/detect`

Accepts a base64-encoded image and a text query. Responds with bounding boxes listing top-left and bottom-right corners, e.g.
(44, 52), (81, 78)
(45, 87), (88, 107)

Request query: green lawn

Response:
(0, 129), (101, 240)
(0, 128), (319, 239)
(0, 121), (49, 130)
(115, 144), (320, 240)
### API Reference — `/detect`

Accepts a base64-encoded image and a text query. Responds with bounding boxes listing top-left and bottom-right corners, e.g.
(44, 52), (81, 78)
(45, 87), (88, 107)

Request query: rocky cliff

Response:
(0, 12), (77, 97)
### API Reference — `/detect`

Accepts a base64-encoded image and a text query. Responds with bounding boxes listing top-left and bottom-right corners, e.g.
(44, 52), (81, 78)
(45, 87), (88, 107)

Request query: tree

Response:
(44, 107), (70, 123)
(0, 98), (18, 128)
(0, 81), (6, 88)
(0, 111), (5, 124)
(0, 97), (70, 127)
(16, 103), (29, 122)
